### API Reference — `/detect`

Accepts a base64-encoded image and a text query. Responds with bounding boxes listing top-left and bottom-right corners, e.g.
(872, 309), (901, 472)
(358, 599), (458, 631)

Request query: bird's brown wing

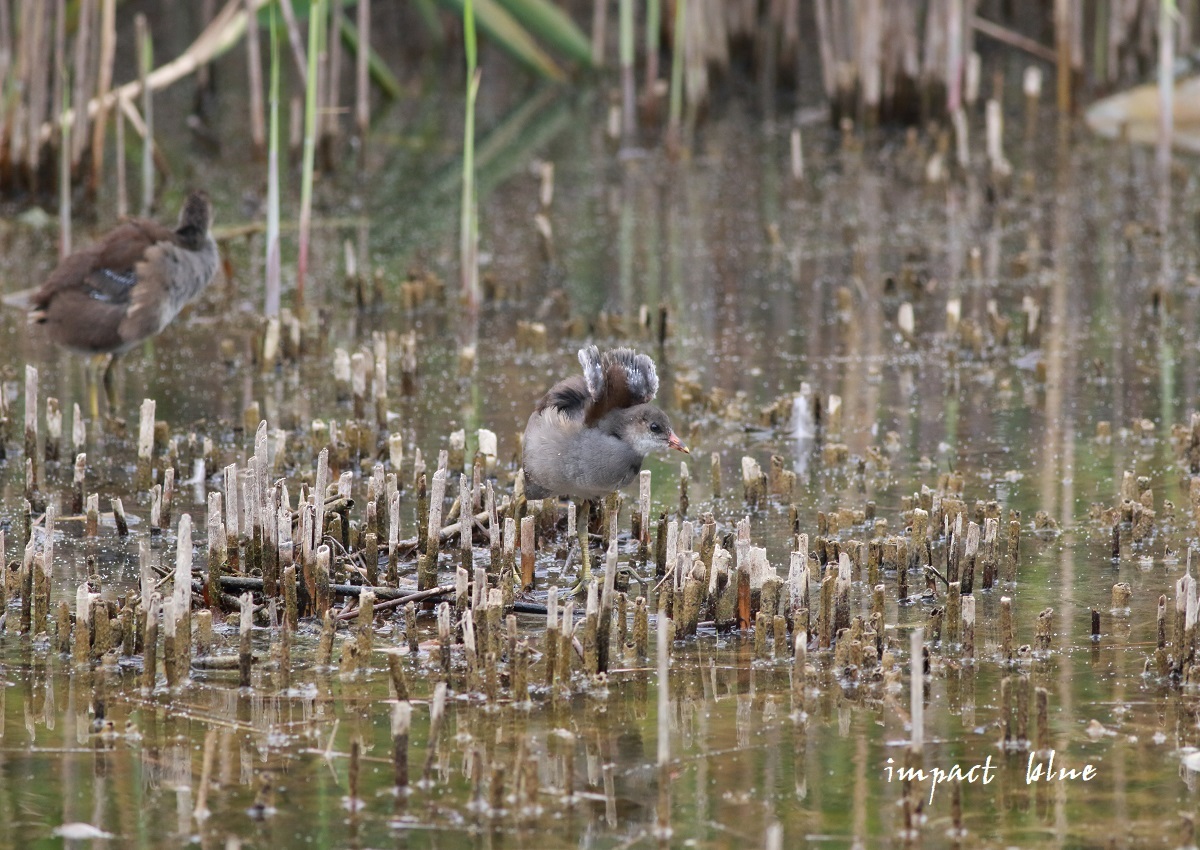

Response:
(536, 375), (590, 420)
(29, 249), (104, 313)
(116, 241), (176, 345)
(30, 220), (171, 311)
(92, 218), (174, 266)
(581, 349), (659, 426)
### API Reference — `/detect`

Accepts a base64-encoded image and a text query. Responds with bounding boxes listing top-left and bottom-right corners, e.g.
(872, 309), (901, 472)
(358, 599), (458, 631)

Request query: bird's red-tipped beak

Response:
(668, 431), (690, 453)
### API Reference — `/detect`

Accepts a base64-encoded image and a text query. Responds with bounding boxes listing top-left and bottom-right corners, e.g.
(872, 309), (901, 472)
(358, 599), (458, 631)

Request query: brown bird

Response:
(522, 345), (688, 585)
(29, 190), (219, 401)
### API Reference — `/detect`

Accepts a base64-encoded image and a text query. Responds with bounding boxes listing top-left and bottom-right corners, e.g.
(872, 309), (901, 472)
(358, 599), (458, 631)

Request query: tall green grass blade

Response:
(465, 0), (477, 69)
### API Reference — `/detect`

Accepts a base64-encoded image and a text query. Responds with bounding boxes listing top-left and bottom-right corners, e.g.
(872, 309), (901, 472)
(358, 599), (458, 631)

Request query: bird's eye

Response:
(649, 422), (662, 433)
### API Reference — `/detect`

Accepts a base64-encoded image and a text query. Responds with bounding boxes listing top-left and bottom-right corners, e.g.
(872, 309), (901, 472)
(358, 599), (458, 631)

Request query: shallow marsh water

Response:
(1, 41), (1200, 850)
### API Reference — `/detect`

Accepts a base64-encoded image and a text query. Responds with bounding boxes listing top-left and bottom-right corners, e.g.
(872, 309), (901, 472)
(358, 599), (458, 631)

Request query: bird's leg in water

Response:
(84, 354), (111, 419)
(101, 354), (119, 411)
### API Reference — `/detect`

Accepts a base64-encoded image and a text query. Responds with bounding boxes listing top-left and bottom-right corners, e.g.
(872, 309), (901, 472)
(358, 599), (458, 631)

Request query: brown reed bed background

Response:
(0, 1), (1188, 207)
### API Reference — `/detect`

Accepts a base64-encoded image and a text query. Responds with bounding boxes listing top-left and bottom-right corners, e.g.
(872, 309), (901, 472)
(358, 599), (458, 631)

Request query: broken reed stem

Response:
(162, 597), (177, 686)
(582, 582), (599, 675)
(552, 599), (572, 691)
(136, 398), (154, 489)
(1004, 517), (1020, 582)
(317, 608), (335, 666)
(598, 540), (617, 673)
(520, 515), (535, 588)
(193, 609), (212, 658)
(945, 580), (960, 646)
(174, 514), (193, 682)
(1036, 607), (1053, 652)
(55, 600), (70, 654)
(962, 594), (975, 661)
(24, 366), (38, 495)
(84, 492), (98, 537)
(72, 582), (90, 666)
(355, 589), (375, 660)
(315, 544), (331, 614)
(72, 454), (85, 514)
(437, 600), (452, 677)
(419, 470), (445, 591)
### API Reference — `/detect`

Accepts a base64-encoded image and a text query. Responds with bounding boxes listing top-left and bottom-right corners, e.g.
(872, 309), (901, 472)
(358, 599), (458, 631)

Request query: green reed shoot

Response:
(266, 0), (282, 318)
(297, 0), (325, 311)
(668, 0), (685, 144)
(461, 0), (480, 312)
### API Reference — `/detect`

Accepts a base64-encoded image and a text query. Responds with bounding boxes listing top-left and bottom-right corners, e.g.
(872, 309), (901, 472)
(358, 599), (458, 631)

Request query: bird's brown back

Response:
(31, 219), (173, 310)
